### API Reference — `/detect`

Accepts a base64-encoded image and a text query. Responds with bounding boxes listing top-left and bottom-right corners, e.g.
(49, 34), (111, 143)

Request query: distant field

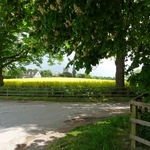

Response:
(0, 78), (135, 99)
(4, 77), (115, 81)
(3, 77), (116, 87)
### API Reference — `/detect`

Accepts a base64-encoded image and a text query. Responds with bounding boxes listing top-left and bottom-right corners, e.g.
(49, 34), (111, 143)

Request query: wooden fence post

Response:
(131, 101), (137, 148)
(7, 88), (8, 97)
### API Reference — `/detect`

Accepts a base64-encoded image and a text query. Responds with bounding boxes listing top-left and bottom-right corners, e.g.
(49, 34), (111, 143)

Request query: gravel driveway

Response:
(0, 100), (130, 150)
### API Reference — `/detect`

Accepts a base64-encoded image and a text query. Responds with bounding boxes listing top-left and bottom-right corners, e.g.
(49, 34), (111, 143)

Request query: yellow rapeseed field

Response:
(2, 78), (130, 97)
(3, 77), (116, 88)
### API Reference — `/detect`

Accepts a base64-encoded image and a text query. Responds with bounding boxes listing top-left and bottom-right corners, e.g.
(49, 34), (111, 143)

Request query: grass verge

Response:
(0, 96), (131, 102)
(47, 115), (131, 150)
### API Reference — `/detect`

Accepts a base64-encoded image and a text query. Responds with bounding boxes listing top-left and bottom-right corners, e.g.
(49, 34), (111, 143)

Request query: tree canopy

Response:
(40, 69), (53, 77)
(1, 0), (150, 95)
(0, 0), (42, 85)
(31, 0), (150, 91)
(32, 0), (148, 68)
(33, 0), (128, 87)
(0, 0), (63, 86)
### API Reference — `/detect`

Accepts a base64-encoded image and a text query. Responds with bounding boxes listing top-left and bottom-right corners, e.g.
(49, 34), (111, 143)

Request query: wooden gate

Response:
(130, 94), (150, 148)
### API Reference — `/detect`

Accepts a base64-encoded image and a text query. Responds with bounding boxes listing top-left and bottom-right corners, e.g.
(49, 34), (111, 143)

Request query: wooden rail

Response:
(0, 87), (137, 98)
(130, 95), (150, 148)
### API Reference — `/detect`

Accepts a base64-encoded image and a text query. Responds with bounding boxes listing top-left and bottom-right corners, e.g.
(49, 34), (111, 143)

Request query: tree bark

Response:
(0, 68), (4, 87)
(72, 64), (76, 78)
(115, 55), (125, 89)
(0, 41), (4, 87)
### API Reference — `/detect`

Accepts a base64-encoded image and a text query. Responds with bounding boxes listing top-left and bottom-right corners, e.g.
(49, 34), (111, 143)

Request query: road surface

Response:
(0, 100), (130, 150)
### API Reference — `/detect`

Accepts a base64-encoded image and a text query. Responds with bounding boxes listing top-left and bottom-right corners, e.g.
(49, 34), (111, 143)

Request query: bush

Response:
(62, 72), (72, 77)
(77, 74), (85, 78)
(138, 111), (150, 141)
(58, 73), (64, 77)
(85, 74), (93, 79)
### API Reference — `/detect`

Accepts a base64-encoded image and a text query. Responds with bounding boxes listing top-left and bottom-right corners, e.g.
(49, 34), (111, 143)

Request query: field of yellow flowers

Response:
(0, 78), (131, 97)
(4, 77), (116, 88)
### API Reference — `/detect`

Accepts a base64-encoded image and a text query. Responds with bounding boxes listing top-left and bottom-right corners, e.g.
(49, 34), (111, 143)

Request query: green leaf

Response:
(144, 0), (150, 5)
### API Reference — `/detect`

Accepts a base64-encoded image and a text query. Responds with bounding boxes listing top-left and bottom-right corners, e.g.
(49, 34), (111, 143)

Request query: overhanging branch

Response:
(2, 49), (29, 61)
(2, 50), (29, 67)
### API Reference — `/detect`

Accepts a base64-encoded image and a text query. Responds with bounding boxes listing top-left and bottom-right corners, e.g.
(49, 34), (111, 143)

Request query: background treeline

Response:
(2, 68), (52, 78)
(2, 68), (115, 80)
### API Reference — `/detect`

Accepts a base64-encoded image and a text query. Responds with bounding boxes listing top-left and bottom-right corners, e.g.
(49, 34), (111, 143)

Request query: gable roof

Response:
(22, 71), (40, 78)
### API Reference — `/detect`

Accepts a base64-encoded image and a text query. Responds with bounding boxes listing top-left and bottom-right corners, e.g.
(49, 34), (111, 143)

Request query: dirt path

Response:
(0, 101), (130, 150)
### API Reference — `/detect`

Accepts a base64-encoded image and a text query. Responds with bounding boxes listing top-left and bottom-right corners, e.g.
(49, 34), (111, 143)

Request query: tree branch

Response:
(2, 50), (29, 67)
(2, 49), (29, 61)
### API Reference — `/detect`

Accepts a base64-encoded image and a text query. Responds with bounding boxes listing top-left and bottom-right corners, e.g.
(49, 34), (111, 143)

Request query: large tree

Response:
(127, 0), (150, 96)
(0, 0), (63, 86)
(40, 69), (53, 77)
(2, 0), (149, 91)
(0, 0), (38, 86)
(32, 0), (148, 89)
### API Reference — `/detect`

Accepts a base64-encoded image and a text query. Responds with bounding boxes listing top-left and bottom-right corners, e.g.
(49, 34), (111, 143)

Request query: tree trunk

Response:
(115, 55), (125, 89)
(0, 68), (4, 87)
(0, 41), (3, 87)
(72, 64), (76, 78)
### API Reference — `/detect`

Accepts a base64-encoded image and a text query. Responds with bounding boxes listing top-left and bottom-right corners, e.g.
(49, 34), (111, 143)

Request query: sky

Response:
(26, 55), (116, 77)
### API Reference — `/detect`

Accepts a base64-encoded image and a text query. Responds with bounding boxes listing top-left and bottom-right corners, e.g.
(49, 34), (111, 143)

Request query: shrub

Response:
(62, 72), (72, 77)
(58, 73), (64, 77)
(77, 74), (85, 78)
(138, 111), (150, 141)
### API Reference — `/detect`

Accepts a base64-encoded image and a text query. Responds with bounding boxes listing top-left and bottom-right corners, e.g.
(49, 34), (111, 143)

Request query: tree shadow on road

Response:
(0, 101), (130, 150)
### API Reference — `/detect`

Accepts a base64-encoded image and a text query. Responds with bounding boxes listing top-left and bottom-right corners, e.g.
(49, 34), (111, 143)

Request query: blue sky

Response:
(26, 55), (116, 77)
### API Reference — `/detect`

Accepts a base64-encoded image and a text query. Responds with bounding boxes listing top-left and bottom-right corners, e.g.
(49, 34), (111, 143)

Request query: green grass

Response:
(0, 96), (131, 102)
(47, 115), (131, 150)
